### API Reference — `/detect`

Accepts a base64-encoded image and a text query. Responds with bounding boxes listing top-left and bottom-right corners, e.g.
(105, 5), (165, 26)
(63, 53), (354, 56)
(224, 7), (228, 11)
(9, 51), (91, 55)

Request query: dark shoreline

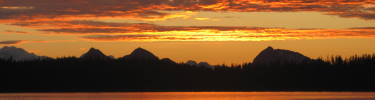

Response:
(2, 54), (375, 94)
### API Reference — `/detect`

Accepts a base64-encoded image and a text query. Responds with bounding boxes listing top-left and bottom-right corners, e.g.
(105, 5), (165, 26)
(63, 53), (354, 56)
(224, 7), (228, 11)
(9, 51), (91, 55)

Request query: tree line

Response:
(0, 54), (375, 92)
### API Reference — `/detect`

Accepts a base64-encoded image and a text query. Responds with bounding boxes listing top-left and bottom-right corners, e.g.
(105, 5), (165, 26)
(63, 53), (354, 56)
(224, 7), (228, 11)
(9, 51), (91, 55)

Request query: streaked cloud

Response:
(1, 0), (375, 42)
(10, 20), (264, 34)
(0, 40), (49, 45)
(193, 17), (219, 21)
(0, 0), (374, 24)
(350, 27), (375, 29)
(4, 30), (28, 34)
(82, 35), (202, 41)
(7, 20), (375, 41)
(0, 0), (196, 23)
(0, 6), (34, 10)
(79, 28), (375, 41)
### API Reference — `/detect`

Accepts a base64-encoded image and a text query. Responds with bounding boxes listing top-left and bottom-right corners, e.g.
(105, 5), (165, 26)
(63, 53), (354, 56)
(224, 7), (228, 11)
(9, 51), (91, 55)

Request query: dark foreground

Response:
(1, 54), (375, 92)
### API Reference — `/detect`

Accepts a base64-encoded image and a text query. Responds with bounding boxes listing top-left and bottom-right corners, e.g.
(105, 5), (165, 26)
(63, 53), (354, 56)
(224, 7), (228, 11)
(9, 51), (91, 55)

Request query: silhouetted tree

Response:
(0, 54), (375, 92)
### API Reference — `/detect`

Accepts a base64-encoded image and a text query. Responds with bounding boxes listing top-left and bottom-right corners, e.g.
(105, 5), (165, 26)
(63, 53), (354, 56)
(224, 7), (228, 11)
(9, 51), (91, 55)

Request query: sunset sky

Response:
(1, 0), (375, 64)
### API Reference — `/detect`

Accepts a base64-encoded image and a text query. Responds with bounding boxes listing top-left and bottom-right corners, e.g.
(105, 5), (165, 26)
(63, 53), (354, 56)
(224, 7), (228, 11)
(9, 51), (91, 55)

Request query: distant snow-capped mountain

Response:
(253, 46), (311, 65)
(0, 46), (43, 61)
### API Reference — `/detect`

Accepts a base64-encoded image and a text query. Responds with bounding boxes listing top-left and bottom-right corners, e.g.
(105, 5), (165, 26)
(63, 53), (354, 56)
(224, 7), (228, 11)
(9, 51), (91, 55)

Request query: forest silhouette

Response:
(1, 47), (375, 92)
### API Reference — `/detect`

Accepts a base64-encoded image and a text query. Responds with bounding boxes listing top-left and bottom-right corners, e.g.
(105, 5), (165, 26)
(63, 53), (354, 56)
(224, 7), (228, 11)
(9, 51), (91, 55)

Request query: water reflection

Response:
(0, 92), (375, 100)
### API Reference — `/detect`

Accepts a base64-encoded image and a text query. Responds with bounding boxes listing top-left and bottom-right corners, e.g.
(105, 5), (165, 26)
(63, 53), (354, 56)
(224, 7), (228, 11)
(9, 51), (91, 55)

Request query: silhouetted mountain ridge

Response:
(185, 60), (213, 68)
(160, 58), (177, 64)
(1, 46), (375, 92)
(120, 47), (160, 62)
(0, 46), (316, 65)
(0, 46), (43, 61)
(80, 48), (112, 60)
(253, 46), (311, 66)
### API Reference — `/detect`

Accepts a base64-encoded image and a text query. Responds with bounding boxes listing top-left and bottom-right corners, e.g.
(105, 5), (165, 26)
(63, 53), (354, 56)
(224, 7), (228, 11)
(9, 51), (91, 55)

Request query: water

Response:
(0, 92), (375, 100)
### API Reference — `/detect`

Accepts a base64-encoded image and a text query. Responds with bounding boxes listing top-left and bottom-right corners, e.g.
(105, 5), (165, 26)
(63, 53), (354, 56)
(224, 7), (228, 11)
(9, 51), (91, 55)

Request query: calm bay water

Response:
(0, 92), (375, 100)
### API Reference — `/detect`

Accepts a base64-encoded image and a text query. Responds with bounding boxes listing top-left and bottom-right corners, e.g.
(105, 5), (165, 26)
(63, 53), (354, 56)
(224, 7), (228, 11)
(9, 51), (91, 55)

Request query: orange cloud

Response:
(4, 30), (29, 34)
(82, 35), (202, 41)
(0, 40), (49, 45)
(194, 17), (210, 21)
(1, 0), (374, 42)
(80, 28), (375, 41)
(10, 20), (265, 34)
(8, 20), (375, 41)
(0, 0), (374, 24)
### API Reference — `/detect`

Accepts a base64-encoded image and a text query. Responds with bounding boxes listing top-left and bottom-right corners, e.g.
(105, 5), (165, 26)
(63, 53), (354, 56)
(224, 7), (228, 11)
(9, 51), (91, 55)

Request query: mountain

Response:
(0, 46), (42, 61)
(185, 60), (213, 68)
(186, 60), (198, 66)
(252, 46), (311, 65)
(80, 48), (112, 60)
(160, 58), (177, 64)
(120, 47), (159, 62)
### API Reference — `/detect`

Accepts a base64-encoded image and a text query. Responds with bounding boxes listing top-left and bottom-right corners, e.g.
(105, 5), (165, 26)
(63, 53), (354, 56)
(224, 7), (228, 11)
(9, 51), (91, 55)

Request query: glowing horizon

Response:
(1, 0), (375, 64)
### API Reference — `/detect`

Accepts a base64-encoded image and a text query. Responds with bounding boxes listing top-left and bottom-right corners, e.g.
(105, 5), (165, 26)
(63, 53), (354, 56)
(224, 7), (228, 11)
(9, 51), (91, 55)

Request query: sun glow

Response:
(81, 30), (315, 42)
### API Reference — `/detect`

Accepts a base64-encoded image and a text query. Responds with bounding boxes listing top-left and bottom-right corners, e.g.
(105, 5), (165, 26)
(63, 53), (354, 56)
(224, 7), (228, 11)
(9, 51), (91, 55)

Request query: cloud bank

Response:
(1, 0), (375, 42)
(0, 0), (374, 23)
(6, 20), (375, 41)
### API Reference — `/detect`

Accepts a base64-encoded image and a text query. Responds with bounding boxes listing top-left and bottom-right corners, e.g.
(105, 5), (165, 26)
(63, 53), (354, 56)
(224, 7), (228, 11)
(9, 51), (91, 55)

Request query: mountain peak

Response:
(1, 46), (27, 52)
(265, 46), (273, 51)
(88, 47), (99, 52)
(261, 46), (274, 53)
(121, 47), (159, 62)
(253, 47), (311, 65)
(2, 46), (16, 49)
(132, 47), (151, 55)
(0, 46), (41, 61)
(80, 48), (110, 60)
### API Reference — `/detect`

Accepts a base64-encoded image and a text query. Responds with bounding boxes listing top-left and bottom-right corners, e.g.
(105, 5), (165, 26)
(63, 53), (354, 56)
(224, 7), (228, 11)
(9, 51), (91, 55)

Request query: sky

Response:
(0, 0), (375, 65)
